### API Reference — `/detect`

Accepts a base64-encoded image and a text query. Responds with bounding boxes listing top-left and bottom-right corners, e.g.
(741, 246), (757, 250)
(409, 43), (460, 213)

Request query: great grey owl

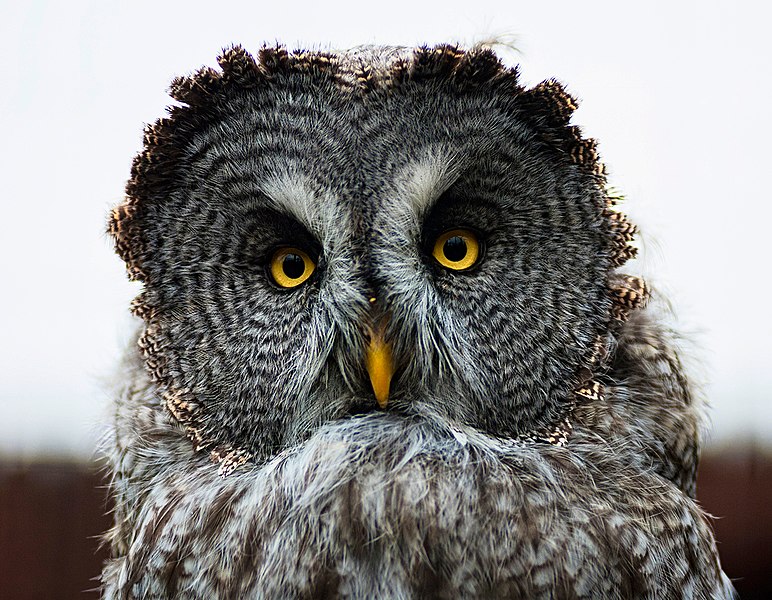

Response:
(102, 43), (735, 599)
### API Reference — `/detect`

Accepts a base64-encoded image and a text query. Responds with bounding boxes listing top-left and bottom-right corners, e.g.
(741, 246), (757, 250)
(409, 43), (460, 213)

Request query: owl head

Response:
(110, 44), (647, 475)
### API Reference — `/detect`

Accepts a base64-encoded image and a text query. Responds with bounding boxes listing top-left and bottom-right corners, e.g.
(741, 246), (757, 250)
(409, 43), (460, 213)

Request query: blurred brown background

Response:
(1, 448), (770, 599)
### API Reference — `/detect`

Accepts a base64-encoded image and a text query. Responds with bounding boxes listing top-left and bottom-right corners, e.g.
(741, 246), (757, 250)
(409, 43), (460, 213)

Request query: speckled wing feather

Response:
(577, 301), (704, 499)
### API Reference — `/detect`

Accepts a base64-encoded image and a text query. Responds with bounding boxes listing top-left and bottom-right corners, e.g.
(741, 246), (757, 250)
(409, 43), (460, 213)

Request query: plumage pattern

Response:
(102, 43), (734, 598)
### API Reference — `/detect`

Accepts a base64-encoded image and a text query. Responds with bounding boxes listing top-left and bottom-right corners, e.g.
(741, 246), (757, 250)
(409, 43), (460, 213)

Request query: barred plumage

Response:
(102, 43), (734, 599)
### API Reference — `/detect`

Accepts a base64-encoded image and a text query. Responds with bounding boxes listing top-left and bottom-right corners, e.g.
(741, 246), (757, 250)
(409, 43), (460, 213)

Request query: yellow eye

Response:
(269, 247), (316, 288)
(432, 229), (481, 271)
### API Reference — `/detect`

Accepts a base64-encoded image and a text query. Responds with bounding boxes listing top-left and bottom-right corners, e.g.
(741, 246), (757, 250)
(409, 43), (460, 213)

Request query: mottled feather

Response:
(102, 44), (734, 599)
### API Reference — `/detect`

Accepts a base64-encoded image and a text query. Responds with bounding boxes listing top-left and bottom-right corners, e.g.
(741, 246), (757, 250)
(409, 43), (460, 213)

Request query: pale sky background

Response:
(0, 0), (769, 459)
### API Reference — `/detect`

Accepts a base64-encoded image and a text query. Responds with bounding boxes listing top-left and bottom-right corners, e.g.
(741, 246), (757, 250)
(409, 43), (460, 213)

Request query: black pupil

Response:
(282, 254), (306, 279)
(443, 236), (467, 262)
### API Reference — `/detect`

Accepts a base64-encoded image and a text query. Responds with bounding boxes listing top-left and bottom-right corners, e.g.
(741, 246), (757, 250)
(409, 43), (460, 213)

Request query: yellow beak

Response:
(364, 309), (393, 408)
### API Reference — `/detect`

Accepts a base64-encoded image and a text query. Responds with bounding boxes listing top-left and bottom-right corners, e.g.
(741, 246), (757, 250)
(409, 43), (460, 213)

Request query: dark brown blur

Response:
(1, 449), (769, 599)
(0, 461), (110, 600)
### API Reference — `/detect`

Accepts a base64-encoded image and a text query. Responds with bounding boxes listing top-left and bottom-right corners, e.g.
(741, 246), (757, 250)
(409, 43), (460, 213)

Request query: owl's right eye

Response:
(269, 247), (316, 288)
(431, 228), (482, 271)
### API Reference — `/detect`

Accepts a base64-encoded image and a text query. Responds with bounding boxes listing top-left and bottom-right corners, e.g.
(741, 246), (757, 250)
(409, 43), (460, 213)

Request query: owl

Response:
(102, 44), (735, 599)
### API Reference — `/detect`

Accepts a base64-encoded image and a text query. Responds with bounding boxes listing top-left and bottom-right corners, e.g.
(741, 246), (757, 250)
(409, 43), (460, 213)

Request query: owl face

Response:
(113, 45), (637, 471)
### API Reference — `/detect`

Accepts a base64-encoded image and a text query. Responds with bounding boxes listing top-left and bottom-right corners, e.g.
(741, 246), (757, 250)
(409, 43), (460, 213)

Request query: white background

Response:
(1, 0), (769, 458)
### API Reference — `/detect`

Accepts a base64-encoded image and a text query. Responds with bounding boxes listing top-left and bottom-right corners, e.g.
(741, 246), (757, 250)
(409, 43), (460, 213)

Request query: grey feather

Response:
(102, 43), (735, 599)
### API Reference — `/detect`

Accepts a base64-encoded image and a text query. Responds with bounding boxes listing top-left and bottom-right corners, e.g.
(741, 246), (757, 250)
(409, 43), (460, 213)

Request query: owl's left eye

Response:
(432, 228), (482, 271)
(269, 247), (316, 288)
